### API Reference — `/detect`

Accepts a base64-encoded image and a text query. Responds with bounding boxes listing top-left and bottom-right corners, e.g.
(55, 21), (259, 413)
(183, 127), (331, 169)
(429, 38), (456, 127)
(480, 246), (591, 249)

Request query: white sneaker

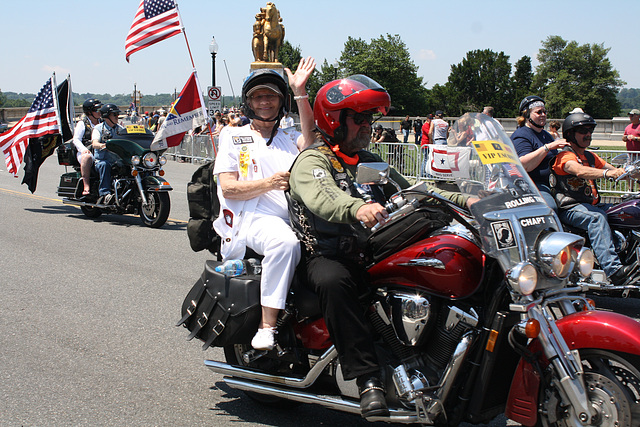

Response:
(251, 327), (276, 351)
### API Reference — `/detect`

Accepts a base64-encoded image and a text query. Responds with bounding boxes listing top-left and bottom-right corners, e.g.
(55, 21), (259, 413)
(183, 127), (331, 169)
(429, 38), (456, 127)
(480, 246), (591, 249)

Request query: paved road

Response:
(1, 157), (637, 426)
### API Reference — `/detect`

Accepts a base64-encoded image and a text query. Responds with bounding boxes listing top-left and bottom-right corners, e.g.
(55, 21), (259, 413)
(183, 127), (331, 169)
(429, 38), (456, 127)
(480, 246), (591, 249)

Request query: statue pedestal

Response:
(250, 62), (284, 76)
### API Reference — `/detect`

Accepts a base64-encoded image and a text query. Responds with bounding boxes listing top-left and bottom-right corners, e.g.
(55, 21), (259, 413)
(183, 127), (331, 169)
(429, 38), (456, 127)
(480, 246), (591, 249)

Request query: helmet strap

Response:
(527, 116), (543, 130)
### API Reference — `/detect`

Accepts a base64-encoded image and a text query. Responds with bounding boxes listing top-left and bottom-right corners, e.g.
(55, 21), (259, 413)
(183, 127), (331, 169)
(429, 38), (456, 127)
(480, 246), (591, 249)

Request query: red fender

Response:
(505, 310), (640, 426)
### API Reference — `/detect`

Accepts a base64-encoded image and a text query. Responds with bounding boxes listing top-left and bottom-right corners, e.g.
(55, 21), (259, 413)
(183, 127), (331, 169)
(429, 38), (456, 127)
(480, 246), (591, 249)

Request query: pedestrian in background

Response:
(548, 121), (562, 140)
(413, 117), (423, 144)
(400, 115), (412, 143)
(623, 109), (640, 152)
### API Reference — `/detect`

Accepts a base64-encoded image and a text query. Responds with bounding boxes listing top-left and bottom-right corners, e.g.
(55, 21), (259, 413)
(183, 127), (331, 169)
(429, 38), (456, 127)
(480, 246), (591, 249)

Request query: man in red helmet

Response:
(288, 75), (468, 419)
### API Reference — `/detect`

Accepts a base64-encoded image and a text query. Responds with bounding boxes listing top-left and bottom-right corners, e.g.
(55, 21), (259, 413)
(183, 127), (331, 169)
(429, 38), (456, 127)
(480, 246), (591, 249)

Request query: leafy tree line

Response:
(2, 34), (631, 119)
(281, 34), (628, 119)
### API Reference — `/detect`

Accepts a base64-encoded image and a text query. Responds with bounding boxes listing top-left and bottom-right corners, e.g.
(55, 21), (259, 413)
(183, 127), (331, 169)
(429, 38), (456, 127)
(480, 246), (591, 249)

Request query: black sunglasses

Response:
(347, 112), (374, 126)
(575, 126), (595, 135)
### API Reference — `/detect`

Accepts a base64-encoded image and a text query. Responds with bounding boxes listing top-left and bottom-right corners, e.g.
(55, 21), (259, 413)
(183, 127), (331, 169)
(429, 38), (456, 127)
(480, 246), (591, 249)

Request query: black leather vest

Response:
(288, 142), (386, 263)
(550, 147), (600, 209)
(80, 115), (93, 147)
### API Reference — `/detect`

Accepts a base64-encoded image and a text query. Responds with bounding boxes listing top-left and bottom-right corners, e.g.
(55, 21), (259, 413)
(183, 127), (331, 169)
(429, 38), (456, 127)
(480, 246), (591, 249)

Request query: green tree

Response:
(339, 34), (426, 115)
(279, 40), (303, 112)
(0, 89), (6, 107)
(533, 35), (624, 118)
(618, 88), (640, 112)
(279, 40), (302, 72)
(511, 55), (534, 116)
(446, 49), (512, 117)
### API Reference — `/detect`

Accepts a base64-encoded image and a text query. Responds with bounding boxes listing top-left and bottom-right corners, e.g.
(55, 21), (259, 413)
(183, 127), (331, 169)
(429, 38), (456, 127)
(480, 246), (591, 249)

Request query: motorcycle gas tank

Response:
(368, 232), (485, 299)
(607, 198), (640, 228)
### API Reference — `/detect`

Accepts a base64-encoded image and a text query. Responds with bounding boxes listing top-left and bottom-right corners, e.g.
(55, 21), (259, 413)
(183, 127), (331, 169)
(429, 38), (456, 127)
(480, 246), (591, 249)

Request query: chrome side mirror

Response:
(611, 154), (629, 166)
(356, 162), (390, 185)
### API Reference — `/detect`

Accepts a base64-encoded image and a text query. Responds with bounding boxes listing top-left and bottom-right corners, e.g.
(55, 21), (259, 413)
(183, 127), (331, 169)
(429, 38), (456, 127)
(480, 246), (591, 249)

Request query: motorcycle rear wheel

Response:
(223, 343), (300, 408)
(140, 191), (170, 228)
(538, 350), (640, 426)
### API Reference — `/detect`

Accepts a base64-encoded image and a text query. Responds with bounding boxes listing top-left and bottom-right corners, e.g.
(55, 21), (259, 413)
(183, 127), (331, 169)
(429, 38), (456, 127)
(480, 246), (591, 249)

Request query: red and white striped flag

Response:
(125, 0), (182, 62)
(1, 78), (60, 177)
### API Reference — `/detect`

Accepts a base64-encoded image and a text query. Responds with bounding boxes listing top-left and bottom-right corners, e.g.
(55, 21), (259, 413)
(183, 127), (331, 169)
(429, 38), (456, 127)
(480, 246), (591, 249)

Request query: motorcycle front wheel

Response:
(223, 344), (300, 408)
(538, 349), (640, 426)
(140, 191), (170, 228)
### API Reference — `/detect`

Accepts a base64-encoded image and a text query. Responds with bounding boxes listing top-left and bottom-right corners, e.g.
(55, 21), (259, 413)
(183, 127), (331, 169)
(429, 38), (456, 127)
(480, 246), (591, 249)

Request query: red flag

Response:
(151, 72), (206, 151)
(1, 78), (60, 177)
(125, 0), (182, 62)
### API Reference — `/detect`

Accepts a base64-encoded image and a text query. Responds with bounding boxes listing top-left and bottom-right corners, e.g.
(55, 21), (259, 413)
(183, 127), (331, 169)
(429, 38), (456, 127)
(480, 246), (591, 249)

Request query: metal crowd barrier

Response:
(163, 137), (640, 200)
(165, 134), (219, 163)
(370, 143), (640, 200)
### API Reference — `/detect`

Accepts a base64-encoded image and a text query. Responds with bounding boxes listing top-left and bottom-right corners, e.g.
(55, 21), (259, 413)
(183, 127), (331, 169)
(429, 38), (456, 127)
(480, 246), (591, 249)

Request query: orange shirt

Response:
(552, 150), (606, 175)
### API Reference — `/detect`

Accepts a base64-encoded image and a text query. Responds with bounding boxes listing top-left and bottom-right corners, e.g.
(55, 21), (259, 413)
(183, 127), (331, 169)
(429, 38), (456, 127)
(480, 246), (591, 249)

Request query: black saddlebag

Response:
(57, 171), (80, 198)
(177, 260), (261, 350)
(57, 142), (79, 166)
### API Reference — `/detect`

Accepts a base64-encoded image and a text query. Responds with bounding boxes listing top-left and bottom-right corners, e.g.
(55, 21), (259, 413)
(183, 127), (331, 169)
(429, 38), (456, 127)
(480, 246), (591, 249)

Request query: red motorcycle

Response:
(179, 113), (640, 426)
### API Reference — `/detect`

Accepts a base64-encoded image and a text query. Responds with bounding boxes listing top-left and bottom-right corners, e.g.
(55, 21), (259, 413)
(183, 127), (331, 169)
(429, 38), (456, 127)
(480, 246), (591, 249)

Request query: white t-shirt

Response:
(432, 118), (449, 142)
(213, 124), (302, 259)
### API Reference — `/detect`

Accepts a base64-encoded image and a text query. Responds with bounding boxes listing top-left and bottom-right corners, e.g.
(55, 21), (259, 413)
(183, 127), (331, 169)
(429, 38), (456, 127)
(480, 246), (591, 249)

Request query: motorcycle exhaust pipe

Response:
(205, 346), (337, 389)
(223, 377), (419, 424)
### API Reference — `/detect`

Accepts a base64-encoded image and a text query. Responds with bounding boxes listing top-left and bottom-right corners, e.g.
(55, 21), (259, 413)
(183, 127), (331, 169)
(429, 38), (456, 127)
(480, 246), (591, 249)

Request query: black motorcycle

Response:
(56, 124), (172, 228)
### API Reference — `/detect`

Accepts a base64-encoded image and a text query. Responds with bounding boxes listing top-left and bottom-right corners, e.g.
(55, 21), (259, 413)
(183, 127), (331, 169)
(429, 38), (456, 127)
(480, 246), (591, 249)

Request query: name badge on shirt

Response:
(233, 136), (254, 145)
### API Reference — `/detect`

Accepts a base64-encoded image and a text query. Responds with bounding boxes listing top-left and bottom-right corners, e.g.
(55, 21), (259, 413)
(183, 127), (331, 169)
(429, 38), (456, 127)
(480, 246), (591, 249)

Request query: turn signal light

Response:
(525, 319), (540, 339)
(159, 170), (165, 176)
(584, 298), (595, 311)
(131, 170), (138, 177)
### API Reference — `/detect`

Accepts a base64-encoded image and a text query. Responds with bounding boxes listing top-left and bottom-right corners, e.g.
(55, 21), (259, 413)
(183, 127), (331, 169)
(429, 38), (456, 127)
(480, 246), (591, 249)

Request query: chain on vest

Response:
(287, 142), (386, 263)
(549, 147), (600, 209)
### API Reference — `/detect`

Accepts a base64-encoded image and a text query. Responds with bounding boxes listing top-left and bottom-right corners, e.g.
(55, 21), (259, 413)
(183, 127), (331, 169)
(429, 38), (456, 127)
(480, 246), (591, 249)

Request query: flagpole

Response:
(67, 74), (75, 124)
(174, 2), (217, 156)
(51, 73), (63, 135)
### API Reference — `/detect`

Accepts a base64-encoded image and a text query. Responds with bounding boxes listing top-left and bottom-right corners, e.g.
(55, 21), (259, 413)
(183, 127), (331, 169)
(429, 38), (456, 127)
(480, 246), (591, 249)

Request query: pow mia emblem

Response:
(491, 220), (517, 250)
(514, 178), (532, 195)
(338, 180), (349, 191)
(312, 169), (326, 179)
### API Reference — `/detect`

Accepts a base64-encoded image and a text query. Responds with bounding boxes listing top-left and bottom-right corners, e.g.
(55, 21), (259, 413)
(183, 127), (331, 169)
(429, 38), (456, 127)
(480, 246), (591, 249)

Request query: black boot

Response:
(609, 264), (637, 286)
(357, 375), (389, 418)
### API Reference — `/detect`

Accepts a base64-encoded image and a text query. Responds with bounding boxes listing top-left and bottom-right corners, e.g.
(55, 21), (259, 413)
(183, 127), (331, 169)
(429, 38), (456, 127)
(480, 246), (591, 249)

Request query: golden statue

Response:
(251, 2), (285, 64)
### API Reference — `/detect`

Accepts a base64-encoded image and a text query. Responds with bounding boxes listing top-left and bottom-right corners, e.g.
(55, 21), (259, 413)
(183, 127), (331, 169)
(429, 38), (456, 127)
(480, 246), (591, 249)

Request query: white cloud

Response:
(418, 49), (437, 61)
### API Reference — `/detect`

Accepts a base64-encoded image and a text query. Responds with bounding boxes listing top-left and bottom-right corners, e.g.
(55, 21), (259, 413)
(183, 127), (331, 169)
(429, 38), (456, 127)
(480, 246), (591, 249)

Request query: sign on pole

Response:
(207, 86), (222, 116)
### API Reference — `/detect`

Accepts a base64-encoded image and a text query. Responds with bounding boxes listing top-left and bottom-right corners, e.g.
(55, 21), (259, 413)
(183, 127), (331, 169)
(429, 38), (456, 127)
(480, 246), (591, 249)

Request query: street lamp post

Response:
(209, 36), (219, 87)
(333, 60), (339, 80)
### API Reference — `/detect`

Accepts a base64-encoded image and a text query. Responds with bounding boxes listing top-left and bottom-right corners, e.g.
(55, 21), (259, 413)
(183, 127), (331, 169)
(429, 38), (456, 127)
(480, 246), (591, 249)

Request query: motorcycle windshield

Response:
(445, 113), (560, 269)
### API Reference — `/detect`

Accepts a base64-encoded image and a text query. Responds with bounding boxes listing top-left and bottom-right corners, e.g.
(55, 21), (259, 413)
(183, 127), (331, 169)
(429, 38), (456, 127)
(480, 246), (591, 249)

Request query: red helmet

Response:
(314, 75), (390, 143)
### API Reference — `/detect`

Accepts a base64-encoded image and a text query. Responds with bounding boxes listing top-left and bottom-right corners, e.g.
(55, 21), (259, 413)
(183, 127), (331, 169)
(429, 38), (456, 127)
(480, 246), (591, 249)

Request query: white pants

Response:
(245, 214), (301, 310)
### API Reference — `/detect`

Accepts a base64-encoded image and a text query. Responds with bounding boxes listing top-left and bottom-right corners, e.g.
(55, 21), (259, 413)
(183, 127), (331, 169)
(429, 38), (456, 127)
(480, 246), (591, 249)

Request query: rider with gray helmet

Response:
(91, 103), (125, 204)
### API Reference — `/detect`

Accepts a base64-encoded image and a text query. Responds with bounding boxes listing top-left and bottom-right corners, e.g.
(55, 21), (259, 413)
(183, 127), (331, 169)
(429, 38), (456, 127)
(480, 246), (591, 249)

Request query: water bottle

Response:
(245, 258), (262, 275)
(214, 259), (246, 277)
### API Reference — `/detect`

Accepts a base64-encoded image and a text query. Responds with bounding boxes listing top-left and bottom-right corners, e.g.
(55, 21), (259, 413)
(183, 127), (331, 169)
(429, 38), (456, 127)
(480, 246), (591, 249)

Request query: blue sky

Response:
(3, 0), (639, 105)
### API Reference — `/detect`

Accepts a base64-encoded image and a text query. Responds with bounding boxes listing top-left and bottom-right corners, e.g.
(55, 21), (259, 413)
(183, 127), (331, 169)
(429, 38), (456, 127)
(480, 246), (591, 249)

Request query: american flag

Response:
(504, 164), (523, 177)
(1, 78), (60, 177)
(125, 0), (182, 62)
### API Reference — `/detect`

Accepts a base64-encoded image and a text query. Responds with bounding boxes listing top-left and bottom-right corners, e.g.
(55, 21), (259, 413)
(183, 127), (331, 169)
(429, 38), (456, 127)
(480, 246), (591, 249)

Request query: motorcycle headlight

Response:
(507, 262), (537, 296)
(537, 232), (584, 279)
(142, 152), (158, 168)
(131, 155), (141, 166)
(158, 155), (167, 166)
(576, 247), (594, 278)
